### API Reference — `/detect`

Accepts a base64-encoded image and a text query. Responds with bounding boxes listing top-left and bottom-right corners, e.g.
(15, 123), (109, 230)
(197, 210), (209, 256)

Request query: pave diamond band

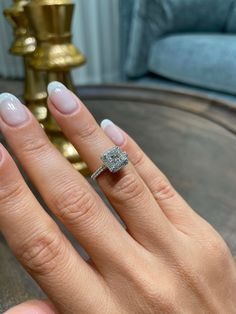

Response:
(91, 146), (128, 180)
(91, 164), (107, 180)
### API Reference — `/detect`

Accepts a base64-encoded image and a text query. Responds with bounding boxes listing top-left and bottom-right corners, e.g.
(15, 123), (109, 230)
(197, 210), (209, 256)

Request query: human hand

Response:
(1, 82), (236, 314)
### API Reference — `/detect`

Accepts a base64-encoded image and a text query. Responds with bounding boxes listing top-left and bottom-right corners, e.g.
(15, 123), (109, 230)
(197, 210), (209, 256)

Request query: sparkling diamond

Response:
(101, 146), (128, 173)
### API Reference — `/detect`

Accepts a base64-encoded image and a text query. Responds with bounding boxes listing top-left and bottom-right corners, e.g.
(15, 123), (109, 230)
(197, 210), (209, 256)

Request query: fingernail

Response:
(101, 119), (125, 146)
(47, 81), (79, 114)
(0, 93), (29, 126)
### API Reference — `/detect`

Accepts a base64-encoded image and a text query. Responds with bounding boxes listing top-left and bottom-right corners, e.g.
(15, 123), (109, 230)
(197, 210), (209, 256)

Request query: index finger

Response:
(0, 144), (103, 314)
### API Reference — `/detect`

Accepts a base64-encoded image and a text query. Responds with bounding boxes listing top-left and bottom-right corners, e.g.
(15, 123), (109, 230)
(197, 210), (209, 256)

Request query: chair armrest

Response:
(122, 0), (235, 78)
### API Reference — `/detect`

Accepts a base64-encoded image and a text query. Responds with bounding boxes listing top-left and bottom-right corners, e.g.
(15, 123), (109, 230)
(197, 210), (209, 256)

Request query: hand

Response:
(1, 82), (236, 314)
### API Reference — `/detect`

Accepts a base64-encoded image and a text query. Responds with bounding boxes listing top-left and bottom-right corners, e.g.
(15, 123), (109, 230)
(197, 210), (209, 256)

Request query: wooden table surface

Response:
(1, 84), (236, 312)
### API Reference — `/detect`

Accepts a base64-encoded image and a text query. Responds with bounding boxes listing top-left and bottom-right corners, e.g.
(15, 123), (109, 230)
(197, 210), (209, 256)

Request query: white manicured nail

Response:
(47, 81), (79, 114)
(101, 119), (125, 146)
(0, 93), (29, 126)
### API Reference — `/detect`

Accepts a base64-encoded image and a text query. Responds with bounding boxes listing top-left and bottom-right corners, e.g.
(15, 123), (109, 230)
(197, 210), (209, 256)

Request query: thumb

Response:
(4, 299), (58, 314)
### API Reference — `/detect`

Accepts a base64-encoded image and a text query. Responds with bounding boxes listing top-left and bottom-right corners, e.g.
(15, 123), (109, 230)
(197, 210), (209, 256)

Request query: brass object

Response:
(24, 57), (48, 121)
(24, 0), (89, 175)
(3, 0), (88, 174)
(3, 0), (35, 55)
(3, 0), (48, 122)
(25, 0), (85, 71)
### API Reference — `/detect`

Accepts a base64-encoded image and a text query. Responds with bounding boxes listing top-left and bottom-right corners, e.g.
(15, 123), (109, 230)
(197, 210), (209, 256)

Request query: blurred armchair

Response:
(120, 0), (236, 99)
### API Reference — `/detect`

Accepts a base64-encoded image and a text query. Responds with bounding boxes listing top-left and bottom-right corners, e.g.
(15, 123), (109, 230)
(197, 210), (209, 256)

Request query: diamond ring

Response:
(91, 146), (128, 180)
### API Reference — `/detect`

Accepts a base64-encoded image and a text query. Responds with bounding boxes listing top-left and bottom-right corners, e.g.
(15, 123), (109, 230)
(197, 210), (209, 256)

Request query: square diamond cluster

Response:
(101, 146), (128, 173)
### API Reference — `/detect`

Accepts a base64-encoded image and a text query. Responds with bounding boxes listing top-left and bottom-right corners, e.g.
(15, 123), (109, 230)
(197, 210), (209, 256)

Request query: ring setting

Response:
(91, 146), (128, 180)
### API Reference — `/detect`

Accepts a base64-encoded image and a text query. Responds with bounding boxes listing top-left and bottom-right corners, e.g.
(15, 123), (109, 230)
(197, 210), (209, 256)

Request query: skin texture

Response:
(0, 83), (236, 314)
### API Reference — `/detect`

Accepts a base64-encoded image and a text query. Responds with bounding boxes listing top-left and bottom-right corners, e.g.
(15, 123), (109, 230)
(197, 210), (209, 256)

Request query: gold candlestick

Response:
(24, 0), (89, 174)
(25, 0), (85, 71)
(3, 0), (47, 123)
(4, 0), (35, 55)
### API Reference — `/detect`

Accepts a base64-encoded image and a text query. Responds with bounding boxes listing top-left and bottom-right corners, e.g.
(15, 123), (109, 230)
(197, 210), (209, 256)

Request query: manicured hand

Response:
(1, 82), (236, 314)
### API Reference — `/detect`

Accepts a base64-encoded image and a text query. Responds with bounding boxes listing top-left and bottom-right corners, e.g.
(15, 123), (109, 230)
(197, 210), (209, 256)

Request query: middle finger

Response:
(47, 82), (175, 250)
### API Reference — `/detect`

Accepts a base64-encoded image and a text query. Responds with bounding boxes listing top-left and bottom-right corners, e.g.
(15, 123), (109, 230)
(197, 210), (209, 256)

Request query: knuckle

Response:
(54, 185), (98, 227)
(206, 235), (230, 261)
(133, 270), (176, 313)
(21, 135), (49, 156)
(0, 181), (25, 208)
(78, 122), (99, 141)
(115, 254), (177, 313)
(114, 172), (146, 201)
(151, 175), (176, 201)
(15, 227), (64, 276)
(147, 293), (175, 313)
(130, 150), (146, 168)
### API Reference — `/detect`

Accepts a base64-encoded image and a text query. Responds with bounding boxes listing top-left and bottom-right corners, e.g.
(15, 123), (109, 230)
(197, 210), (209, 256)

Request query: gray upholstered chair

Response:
(120, 0), (236, 101)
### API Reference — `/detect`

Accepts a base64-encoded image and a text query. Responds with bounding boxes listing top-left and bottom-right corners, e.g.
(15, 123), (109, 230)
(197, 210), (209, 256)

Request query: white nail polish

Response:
(47, 81), (79, 114)
(101, 119), (125, 146)
(0, 93), (29, 126)
(101, 119), (113, 129)
(47, 81), (65, 95)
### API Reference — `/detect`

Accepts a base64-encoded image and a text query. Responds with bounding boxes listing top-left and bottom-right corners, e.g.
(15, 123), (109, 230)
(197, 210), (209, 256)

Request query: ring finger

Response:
(101, 121), (206, 236)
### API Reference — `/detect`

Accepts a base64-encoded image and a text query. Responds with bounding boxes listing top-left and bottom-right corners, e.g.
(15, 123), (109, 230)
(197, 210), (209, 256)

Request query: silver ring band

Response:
(91, 164), (107, 180)
(91, 146), (128, 180)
